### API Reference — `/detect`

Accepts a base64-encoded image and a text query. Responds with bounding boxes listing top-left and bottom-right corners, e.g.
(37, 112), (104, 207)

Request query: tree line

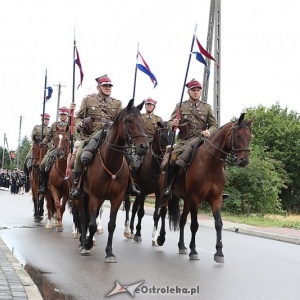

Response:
(1, 102), (299, 214)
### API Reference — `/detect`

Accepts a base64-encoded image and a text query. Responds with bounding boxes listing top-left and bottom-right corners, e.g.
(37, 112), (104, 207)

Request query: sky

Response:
(1, 0), (300, 150)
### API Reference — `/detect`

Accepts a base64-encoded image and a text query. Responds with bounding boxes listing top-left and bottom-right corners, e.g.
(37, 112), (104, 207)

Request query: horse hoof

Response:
(133, 236), (142, 242)
(45, 224), (52, 229)
(105, 255), (117, 263)
(78, 245), (83, 251)
(179, 248), (188, 254)
(189, 254), (200, 260)
(80, 248), (91, 256)
(123, 231), (131, 239)
(214, 255), (225, 263)
(157, 236), (165, 246)
(73, 233), (79, 239)
(56, 226), (64, 232)
(152, 240), (158, 246)
(97, 228), (104, 234)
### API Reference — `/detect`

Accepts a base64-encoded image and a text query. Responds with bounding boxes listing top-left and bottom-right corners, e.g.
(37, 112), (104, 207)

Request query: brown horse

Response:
(123, 121), (171, 243)
(155, 113), (253, 262)
(76, 99), (149, 262)
(29, 138), (47, 223)
(45, 125), (71, 232)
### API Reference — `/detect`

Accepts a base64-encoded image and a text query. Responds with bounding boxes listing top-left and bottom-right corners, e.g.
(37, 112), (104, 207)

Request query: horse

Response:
(28, 138), (47, 223)
(155, 113), (253, 263)
(45, 125), (71, 232)
(123, 121), (171, 243)
(76, 99), (149, 262)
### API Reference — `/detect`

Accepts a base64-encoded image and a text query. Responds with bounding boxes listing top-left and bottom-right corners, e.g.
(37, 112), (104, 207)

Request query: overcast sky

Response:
(1, 0), (300, 150)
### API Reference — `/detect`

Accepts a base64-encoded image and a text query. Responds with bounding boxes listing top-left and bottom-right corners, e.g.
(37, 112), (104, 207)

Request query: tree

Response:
(17, 136), (31, 171)
(243, 103), (300, 212)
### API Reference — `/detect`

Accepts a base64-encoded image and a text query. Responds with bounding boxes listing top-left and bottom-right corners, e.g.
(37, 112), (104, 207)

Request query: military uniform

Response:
(74, 94), (123, 172)
(40, 121), (69, 171)
(141, 113), (163, 143)
(168, 99), (218, 156)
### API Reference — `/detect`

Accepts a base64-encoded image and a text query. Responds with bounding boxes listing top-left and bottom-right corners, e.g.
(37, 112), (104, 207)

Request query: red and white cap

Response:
(144, 97), (157, 106)
(185, 78), (202, 90)
(41, 113), (50, 119)
(95, 74), (113, 86)
(59, 106), (69, 115)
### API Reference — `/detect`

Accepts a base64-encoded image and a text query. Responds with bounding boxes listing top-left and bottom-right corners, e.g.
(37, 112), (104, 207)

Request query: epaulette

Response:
(87, 93), (97, 97)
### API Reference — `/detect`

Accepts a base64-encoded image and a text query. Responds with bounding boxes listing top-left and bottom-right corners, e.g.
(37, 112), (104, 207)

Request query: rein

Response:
(203, 123), (251, 163)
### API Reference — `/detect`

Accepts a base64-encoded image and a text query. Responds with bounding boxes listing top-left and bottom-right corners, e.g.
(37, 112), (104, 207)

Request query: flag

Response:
(45, 86), (53, 101)
(192, 37), (217, 81)
(136, 52), (158, 88)
(75, 46), (84, 89)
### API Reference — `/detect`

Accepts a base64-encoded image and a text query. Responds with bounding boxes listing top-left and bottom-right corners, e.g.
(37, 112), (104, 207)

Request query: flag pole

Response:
(70, 34), (76, 154)
(132, 43), (139, 100)
(41, 68), (47, 141)
(160, 24), (197, 210)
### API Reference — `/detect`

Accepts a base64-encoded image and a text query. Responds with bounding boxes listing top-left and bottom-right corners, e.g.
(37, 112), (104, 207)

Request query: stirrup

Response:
(130, 184), (140, 196)
(163, 187), (172, 198)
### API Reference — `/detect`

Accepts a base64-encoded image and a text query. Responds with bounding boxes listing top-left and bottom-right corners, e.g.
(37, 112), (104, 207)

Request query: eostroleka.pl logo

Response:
(106, 281), (200, 297)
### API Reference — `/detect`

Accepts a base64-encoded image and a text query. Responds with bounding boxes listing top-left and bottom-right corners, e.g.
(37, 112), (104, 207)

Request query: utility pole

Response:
(54, 83), (66, 121)
(17, 115), (22, 169)
(2, 134), (5, 169)
(202, 0), (221, 126)
(4, 134), (12, 165)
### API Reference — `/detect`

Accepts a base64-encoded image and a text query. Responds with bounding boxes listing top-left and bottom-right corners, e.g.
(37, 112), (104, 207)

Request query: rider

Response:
(38, 107), (70, 195)
(24, 113), (51, 173)
(163, 78), (218, 198)
(70, 74), (142, 200)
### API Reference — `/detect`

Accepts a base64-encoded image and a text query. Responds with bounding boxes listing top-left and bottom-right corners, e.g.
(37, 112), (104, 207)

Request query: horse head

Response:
(151, 121), (170, 156)
(112, 99), (149, 156)
(54, 125), (70, 160)
(229, 113), (254, 167)
(32, 137), (44, 168)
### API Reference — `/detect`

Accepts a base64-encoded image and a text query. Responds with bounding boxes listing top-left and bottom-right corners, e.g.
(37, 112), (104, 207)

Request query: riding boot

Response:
(38, 171), (47, 195)
(71, 172), (82, 200)
(163, 164), (178, 198)
(129, 167), (140, 196)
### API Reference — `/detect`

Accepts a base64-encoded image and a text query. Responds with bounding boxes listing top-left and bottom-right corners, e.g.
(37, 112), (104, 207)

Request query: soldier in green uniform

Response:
(163, 78), (218, 198)
(142, 97), (163, 144)
(70, 74), (141, 199)
(24, 113), (51, 171)
(38, 107), (70, 194)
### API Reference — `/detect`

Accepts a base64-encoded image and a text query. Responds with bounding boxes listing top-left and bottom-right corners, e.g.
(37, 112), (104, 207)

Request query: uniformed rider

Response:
(70, 74), (142, 200)
(24, 113), (51, 172)
(163, 78), (218, 198)
(38, 107), (70, 195)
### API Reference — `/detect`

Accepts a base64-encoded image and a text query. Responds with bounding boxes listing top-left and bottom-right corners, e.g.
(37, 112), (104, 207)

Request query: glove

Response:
(76, 122), (83, 133)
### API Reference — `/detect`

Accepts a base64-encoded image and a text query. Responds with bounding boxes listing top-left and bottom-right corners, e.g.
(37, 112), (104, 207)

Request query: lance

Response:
(161, 24), (197, 206)
(70, 38), (76, 153)
(132, 43), (139, 100)
(41, 68), (47, 142)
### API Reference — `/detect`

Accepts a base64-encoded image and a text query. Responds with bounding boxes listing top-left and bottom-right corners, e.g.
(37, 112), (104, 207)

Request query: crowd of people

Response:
(0, 168), (29, 195)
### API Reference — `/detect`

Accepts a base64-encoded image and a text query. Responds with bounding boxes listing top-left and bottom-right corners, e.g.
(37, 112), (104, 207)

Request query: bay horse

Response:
(123, 121), (171, 243)
(77, 99), (149, 262)
(29, 138), (47, 223)
(155, 113), (253, 262)
(45, 125), (71, 232)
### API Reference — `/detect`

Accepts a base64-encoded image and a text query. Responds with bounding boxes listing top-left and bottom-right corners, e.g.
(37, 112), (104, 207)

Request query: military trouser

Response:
(24, 148), (32, 173)
(74, 140), (88, 173)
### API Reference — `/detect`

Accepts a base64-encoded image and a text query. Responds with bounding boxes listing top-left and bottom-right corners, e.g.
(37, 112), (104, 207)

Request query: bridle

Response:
(106, 113), (146, 155)
(203, 122), (251, 163)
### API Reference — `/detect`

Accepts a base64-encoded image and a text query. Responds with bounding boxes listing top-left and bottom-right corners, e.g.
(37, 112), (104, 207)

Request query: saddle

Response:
(45, 150), (57, 172)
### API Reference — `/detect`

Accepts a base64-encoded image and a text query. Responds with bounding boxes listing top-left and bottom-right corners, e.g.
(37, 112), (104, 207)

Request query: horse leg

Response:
(178, 201), (189, 254)
(129, 195), (139, 239)
(51, 190), (63, 232)
(213, 209), (224, 263)
(156, 201), (167, 246)
(151, 191), (161, 246)
(96, 204), (104, 234)
(189, 203), (199, 260)
(123, 194), (132, 238)
(45, 196), (53, 229)
(105, 204), (118, 263)
(134, 195), (145, 242)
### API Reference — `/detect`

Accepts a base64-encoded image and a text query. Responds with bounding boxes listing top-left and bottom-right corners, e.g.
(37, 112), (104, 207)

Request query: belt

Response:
(93, 117), (110, 123)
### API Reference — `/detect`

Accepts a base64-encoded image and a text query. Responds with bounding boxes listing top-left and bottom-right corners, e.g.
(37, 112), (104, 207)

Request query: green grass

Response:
(221, 213), (300, 229)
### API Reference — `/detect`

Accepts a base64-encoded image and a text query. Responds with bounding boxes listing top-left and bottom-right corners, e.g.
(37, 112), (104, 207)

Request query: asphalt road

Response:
(1, 191), (300, 300)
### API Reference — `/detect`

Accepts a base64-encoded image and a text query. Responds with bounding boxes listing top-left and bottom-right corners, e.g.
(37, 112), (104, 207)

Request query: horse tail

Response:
(168, 195), (180, 231)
